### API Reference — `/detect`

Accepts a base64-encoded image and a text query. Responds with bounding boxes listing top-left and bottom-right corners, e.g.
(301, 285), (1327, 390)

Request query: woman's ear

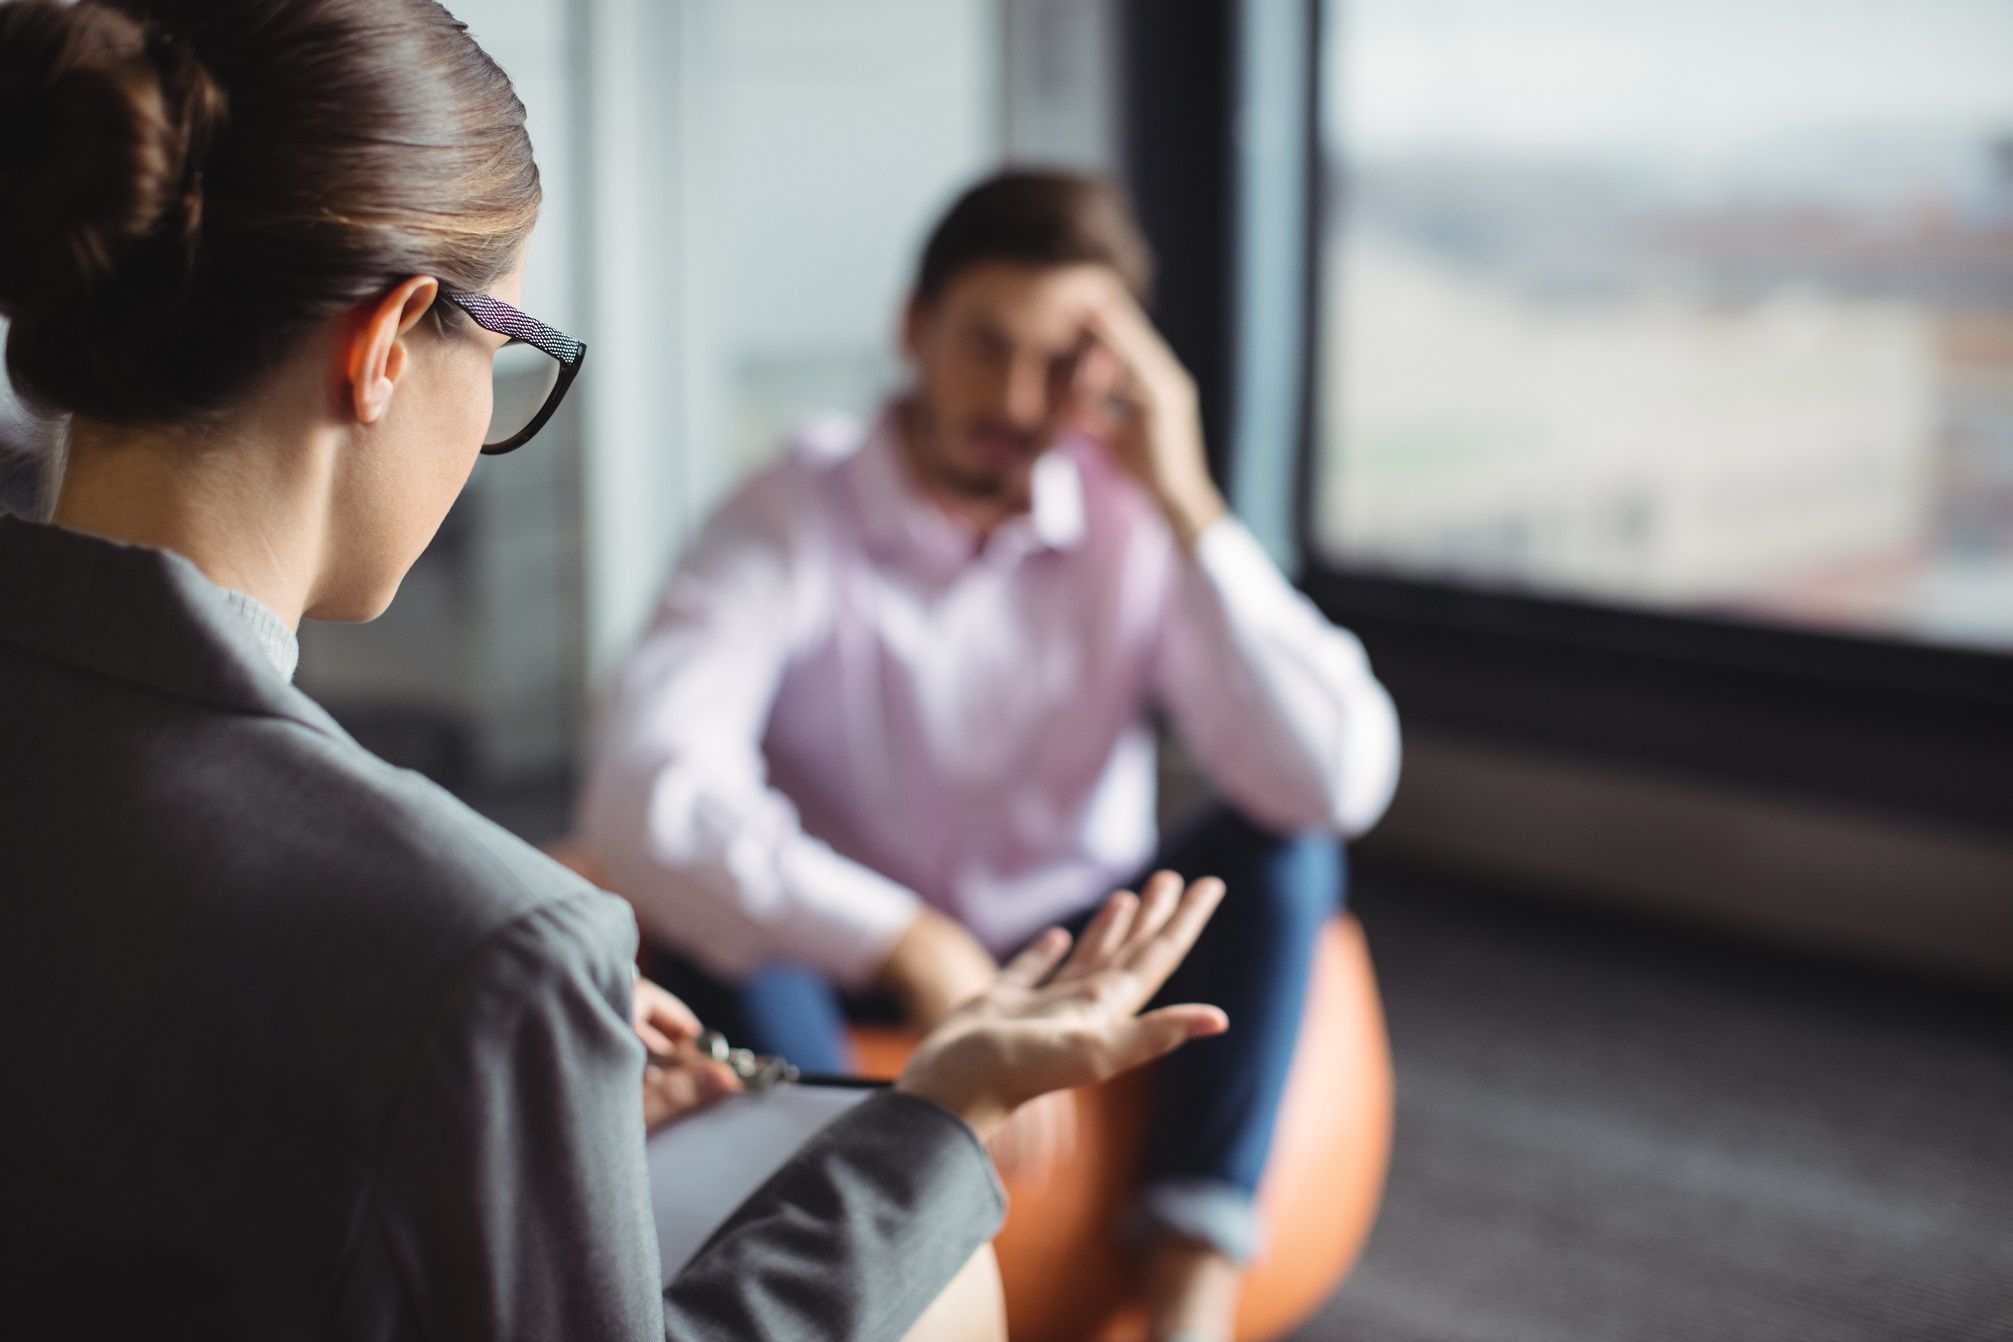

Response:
(343, 276), (442, 426)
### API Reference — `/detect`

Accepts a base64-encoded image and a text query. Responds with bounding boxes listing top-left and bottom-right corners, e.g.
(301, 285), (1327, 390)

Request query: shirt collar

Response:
(214, 585), (301, 683)
(1026, 446), (1088, 550)
(0, 515), (336, 731)
(852, 403), (1087, 563)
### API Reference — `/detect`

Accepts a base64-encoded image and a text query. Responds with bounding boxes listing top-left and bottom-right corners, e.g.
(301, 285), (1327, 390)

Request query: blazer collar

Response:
(0, 516), (345, 736)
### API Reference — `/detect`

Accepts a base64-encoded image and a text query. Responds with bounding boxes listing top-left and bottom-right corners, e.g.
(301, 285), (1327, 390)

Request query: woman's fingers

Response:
(1063, 889), (1138, 974)
(1124, 870), (1187, 950)
(1124, 877), (1226, 985)
(635, 1022), (680, 1062)
(1073, 877), (1226, 1019)
(1046, 874), (1226, 1013)
(1044, 877), (1227, 1025)
(1101, 1003), (1230, 1077)
(998, 926), (1072, 990)
(641, 1059), (742, 1132)
(633, 977), (703, 1049)
(899, 879), (1232, 1132)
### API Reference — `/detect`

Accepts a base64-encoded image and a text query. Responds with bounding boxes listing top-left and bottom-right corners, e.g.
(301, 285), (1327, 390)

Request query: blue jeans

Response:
(646, 804), (1346, 1263)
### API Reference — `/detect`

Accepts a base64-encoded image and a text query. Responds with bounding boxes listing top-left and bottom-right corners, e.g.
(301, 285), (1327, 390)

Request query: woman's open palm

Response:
(898, 872), (1228, 1137)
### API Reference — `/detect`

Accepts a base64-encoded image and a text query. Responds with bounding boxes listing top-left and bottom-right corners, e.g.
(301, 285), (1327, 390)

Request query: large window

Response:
(1314, 0), (2013, 654)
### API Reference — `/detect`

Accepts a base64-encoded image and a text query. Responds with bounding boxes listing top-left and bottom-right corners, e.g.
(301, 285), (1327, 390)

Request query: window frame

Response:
(1294, 0), (2013, 833)
(1124, 0), (2013, 835)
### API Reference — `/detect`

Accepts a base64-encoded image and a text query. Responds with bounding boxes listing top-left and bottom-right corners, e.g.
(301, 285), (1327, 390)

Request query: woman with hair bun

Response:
(0, 2), (1229, 1339)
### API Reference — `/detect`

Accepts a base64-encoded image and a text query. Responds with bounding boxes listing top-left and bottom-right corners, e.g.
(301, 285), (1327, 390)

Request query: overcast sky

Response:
(1332, 0), (2013, 165)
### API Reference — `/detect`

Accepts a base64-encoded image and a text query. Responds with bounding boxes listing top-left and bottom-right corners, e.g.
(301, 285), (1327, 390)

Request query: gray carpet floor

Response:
(453, 770), (2012, 1338)
(1300, 868), (2013, 1342)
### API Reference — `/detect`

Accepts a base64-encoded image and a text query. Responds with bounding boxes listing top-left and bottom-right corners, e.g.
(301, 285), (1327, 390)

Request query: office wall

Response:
(0, 0), (1123, 793)
(295, 0), (588, 780)
(291, 0), (1119, 792)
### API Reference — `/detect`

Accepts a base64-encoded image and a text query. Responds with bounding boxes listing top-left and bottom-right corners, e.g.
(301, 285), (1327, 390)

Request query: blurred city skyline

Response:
(1318, 0), (2013, 651)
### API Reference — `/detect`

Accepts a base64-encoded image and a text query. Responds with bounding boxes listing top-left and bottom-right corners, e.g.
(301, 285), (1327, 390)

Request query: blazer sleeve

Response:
(361, 890), (1004, 1342)
(666, 1090), (1005, 1338)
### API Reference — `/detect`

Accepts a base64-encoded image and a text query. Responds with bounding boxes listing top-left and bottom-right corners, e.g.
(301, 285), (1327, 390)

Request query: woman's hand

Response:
(642, 1054), (743, 1133)
(896, 871), (1228, 1141)
(632, 977), (743, 1133)
(632, 975), (703, 1057)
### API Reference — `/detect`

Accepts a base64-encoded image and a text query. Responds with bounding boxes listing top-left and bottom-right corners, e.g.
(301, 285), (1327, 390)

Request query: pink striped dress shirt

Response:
(581, 409), (1401, 987)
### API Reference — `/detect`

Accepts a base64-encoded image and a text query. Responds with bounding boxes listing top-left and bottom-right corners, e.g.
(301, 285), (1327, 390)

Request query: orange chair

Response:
(549, 845), (1393, 1341)
(852, 917), (1390, 1342)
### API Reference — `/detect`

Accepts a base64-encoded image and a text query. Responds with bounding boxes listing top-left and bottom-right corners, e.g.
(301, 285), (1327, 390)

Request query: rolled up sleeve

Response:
(1155, 517), (1402, 836)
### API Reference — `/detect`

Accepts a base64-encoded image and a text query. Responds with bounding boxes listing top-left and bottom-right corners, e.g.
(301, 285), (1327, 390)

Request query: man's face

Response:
(902, 261), (1125, 507)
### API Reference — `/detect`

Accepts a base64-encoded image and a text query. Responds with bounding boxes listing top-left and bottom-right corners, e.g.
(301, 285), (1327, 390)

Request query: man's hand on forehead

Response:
(1065, 284), (1227, 547)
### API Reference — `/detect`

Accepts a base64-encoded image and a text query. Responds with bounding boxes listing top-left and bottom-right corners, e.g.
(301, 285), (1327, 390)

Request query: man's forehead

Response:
(939, 263), (1117, 341)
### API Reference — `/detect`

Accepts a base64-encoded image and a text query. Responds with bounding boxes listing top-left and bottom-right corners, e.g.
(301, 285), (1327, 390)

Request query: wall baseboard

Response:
(1360, 730), (2013, 988)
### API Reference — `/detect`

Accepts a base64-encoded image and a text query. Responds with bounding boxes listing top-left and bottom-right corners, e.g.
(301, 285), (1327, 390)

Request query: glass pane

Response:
(489, 341), (562, 446)
(1315, 0), (2013, 652)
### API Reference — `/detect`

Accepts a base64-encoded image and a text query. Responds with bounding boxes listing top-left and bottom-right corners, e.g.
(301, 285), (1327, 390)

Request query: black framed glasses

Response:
(440, 288), (588, 455)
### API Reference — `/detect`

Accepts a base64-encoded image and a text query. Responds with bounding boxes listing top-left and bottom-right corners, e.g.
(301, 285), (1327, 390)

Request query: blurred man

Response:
(582, 170), (1400, 1340)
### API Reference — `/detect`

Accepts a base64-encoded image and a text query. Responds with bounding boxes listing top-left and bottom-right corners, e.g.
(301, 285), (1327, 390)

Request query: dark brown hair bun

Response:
(0, 1), (222, 319)
(0, 0), (539, 428)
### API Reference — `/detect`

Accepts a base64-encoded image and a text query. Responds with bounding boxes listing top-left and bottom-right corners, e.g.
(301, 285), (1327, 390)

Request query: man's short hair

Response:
(913, 170), (1155, 306)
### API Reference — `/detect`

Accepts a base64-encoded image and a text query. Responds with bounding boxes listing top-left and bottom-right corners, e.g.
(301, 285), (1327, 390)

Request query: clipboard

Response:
(645, 1058), (885, 1283)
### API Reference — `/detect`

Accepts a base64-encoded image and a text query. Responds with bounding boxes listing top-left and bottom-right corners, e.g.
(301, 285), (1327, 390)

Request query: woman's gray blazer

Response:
(0, 516), (1003, 1340)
